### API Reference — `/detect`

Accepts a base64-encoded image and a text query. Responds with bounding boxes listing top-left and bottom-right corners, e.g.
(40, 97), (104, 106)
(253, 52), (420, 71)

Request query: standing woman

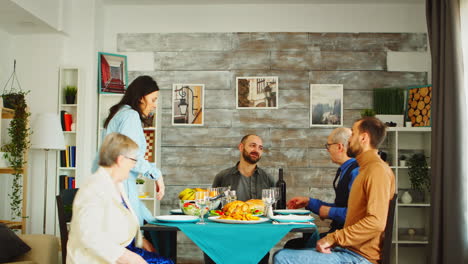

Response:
(95, 75), (164, 249)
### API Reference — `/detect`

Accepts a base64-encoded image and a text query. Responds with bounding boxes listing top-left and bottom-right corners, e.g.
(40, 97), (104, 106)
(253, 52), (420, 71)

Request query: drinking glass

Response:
(262, 189), (274, 217)
(195, 191), (209, 224)
(216, 187), (228, 208)
(270, 187), (280, 209)
(228, 190), (237, 202)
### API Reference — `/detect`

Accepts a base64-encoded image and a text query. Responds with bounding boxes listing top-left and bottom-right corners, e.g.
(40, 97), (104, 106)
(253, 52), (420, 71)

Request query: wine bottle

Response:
(275, 168), (287, 209)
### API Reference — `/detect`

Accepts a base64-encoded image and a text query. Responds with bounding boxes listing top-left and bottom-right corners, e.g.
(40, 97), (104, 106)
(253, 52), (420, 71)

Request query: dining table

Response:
(142, 217), (318, 264)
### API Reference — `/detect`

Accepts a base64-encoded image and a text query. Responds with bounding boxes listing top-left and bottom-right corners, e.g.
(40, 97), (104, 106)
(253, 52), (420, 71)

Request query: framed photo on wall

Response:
(310, 84), (343, 127)
(172, 84), (205, 126)
(236, 76), (278, 109)
(98, 52), (128, 94)
(406, 85), (432, 127)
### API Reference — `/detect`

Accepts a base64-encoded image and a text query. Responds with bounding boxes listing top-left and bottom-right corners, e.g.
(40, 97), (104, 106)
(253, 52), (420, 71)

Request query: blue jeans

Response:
(274, 247), (372, 264)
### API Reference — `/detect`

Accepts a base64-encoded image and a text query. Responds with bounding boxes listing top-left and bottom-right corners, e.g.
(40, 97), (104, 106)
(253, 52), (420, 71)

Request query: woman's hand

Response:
(142, 237), (156, 252)
(116, 249), (148, 264)
(156, 177), (165, 200)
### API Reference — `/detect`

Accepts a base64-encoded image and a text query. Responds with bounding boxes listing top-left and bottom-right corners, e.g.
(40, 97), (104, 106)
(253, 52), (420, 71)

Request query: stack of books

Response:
(60, 145), (76, 167)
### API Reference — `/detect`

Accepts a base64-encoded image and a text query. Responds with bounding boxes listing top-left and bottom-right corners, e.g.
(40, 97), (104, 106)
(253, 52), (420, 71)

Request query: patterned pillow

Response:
(0, 224), (31, 263)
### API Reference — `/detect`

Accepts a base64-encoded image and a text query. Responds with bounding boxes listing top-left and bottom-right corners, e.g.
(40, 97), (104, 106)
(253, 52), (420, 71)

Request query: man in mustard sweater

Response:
(274, 117), (395, 264)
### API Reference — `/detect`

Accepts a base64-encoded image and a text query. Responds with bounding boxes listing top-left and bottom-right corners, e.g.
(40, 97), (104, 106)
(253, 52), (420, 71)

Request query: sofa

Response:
(4, 234), (59, 264)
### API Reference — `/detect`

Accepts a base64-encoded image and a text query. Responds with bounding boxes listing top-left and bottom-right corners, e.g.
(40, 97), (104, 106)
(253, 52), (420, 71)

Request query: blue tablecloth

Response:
(148, 219), (318, 264)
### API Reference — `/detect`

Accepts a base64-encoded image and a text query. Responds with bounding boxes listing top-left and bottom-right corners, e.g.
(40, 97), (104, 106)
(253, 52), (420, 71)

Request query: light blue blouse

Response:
(93, 105), (161, 225)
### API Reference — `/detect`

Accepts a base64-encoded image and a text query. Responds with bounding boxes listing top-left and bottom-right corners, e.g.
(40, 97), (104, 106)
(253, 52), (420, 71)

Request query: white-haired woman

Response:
(67, 133), (173, 264)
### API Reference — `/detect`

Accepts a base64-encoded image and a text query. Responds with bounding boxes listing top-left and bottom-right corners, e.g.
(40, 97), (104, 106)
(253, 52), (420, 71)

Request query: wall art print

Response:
(98, 52), (128, 94)
(406, 85), (432, 127)
(172, 84), (205, 126)
(236, 76), (278, 109)
(310, 84), (343, 127)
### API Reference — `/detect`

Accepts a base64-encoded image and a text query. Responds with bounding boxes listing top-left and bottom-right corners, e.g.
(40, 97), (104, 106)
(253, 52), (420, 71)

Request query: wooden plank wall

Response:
(118, 32), (427, 263)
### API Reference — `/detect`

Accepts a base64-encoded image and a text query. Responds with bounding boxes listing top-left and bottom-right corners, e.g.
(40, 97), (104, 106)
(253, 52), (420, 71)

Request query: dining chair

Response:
(380, 193), (398, 264)
(56, 188), (79, 264)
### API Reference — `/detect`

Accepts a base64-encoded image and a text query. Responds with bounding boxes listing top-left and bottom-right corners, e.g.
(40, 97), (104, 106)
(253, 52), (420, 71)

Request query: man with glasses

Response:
(284, 127), (359, 248)
(275, 117), (395, 264)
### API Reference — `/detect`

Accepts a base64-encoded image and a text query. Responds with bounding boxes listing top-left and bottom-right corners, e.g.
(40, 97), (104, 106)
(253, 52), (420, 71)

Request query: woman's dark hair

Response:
(104, 75), (159, 128)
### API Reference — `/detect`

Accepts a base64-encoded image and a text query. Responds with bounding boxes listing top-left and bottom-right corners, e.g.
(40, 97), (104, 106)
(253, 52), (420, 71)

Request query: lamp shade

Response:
(30, 113), (66, 150)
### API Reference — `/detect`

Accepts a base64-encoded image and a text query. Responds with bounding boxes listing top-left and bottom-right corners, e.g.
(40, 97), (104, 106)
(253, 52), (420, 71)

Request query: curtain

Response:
(426, 0), (468, 263)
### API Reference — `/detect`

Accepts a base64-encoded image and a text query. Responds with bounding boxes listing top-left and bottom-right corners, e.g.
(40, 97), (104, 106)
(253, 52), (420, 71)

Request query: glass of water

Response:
(262, 189), (274, 217)
(270, 187), (280, 209)
(195, 191), (209, 224)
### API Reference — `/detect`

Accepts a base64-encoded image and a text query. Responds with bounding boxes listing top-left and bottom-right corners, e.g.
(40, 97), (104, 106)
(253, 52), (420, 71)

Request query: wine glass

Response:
(195, 191), (209, 224)
(270, 187), (280, 209)
(228, 190), (237, 202)
(262, 189), (274, 217)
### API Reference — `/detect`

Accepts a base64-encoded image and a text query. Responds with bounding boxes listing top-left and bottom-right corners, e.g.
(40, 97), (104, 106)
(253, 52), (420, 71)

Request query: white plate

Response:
(170, 209), (183, 215)
(270, 215), (314, 223)
(155, 215), (199, 223)
(208, 216), (270, 224)
(273, 209), (311, 215)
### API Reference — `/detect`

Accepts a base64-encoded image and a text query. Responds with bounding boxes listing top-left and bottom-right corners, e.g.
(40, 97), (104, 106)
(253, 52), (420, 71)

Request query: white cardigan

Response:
(66, 167), (143, 264)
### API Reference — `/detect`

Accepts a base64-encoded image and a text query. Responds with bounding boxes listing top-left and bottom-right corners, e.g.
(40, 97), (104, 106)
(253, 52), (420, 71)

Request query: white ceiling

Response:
(0, 1), (57, 34)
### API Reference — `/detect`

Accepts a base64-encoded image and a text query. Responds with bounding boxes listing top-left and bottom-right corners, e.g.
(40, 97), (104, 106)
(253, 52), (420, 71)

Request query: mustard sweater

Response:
(323, 149), (395, 264)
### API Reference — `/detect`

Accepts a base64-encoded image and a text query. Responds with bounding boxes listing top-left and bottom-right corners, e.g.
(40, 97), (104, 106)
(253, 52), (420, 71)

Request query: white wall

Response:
(102, 3), (427, 51)
(0, 29), (14, 91)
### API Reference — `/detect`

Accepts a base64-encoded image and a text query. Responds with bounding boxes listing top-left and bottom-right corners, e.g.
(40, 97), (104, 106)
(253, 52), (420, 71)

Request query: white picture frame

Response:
(310, 84), (343, 127)
(236, 76), (278, 109)
(172, 84), (205, 126)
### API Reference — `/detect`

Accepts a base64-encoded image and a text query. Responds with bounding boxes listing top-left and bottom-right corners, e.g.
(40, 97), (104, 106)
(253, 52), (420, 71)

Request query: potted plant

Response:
(360, 108), (376, 118)
(407, 153), (430, 203)
(64, 86), (77, 104)
(373, 88), (405, 126)
(399, 154), (407, 167)
(136, 178), (146, 197)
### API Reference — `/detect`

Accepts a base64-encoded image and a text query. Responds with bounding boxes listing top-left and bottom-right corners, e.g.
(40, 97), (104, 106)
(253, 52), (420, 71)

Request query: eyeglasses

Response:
(124, 156), (137, 162)
(324, 143), (340, 150)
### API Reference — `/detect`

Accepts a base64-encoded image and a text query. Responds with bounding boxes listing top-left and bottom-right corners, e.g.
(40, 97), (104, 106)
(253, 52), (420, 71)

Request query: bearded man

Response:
(212, 134), (274, 202)
(274, 117), (395, 264)
(208, 134), (274, 264)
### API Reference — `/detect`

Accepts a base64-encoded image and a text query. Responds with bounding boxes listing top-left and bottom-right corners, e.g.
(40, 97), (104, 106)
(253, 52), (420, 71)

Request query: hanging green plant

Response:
(2, 91), (31, 219)
(1, 60), (31, 219)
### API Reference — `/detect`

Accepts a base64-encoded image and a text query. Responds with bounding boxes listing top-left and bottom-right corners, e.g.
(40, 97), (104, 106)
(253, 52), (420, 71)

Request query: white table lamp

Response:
(30, 113), (65, 234)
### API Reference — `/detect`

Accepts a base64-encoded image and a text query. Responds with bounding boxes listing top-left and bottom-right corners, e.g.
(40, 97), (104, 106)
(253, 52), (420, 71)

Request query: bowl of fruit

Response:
(178, 188), (221, 215)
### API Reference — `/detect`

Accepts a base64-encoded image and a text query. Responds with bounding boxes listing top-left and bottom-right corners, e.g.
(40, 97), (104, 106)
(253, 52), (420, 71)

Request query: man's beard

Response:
(346, 143), (361, 158)
(242, 149), (261, 164)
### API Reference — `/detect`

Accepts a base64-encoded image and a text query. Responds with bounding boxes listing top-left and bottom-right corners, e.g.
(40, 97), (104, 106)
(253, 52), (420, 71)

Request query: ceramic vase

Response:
(401, 191), (413, 204)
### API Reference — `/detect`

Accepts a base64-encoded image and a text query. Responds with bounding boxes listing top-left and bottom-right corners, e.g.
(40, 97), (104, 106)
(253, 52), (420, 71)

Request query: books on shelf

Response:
(60, 110), (73, 131)
(60, 145), (76, 167)
(59, 175), (76, 190)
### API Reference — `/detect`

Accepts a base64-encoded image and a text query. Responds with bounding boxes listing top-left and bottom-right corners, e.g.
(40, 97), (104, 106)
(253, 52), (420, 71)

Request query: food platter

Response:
(273, 209), (310, 215)
(208, 216), (270, 224)
(269, 215), (314, 223)
(155, 215), (199, 223)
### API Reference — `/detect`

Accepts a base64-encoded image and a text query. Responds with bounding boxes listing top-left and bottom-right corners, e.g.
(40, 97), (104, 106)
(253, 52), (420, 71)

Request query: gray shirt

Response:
(212, 162), (274, 201)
